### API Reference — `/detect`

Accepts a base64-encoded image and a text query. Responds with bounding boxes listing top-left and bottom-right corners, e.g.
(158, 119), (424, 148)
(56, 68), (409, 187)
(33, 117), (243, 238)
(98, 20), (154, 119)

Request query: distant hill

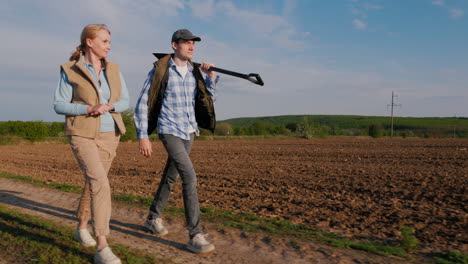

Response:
(220, 115), (468, 129)
(218, 115), (468, 138)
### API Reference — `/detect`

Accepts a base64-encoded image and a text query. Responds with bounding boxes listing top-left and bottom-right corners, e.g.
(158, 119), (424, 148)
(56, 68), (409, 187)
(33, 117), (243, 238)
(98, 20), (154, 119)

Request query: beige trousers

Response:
(69, 132), (120, 236)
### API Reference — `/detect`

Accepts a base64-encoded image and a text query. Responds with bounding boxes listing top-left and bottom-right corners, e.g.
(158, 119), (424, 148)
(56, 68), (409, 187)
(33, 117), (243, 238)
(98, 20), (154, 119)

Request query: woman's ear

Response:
(86, 38), (93, 48)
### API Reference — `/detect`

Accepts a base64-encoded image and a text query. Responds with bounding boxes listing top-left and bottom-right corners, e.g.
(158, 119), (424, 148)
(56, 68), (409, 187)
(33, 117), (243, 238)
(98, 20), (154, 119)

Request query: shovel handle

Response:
(193, 63), (264, 86)
(153, 53), (264, 86)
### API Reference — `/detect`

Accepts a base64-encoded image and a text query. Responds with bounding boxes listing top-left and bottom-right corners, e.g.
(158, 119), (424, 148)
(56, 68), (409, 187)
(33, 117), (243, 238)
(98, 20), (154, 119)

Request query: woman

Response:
(54, 24), (129, 264)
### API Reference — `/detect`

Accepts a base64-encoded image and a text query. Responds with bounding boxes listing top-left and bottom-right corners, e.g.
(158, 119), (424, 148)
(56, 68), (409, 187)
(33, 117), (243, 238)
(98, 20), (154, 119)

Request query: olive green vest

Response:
(146, 54), (216, 135)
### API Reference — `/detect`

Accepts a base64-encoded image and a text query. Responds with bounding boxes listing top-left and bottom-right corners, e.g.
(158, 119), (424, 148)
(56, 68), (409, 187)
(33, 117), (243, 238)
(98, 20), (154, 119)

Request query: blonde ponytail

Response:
(69, 45), (84, 61)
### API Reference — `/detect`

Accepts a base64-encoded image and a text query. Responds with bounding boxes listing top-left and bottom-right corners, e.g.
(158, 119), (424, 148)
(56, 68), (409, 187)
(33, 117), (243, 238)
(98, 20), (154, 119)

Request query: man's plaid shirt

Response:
(134, 58), (217, 140)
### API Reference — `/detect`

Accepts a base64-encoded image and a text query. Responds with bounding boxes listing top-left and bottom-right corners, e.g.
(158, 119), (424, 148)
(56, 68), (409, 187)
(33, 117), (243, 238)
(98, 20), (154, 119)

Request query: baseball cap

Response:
(171, 29), (201, 43)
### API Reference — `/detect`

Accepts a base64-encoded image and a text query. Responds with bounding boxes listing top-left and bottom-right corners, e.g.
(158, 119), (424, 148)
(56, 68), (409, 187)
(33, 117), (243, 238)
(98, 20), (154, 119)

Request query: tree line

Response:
(1, 112), (466, 144)
(219, 115), (468, 139)
(0, 110), (136, 143)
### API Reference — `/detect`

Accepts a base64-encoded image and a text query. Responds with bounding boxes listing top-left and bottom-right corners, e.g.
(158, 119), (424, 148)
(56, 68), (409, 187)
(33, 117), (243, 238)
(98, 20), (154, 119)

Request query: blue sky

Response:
(0, 0), (466, 122)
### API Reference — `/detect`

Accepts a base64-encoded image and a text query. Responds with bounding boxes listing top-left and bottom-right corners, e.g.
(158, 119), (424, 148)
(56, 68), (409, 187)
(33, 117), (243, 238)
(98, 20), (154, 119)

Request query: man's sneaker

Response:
(74, 228), (97, 247)
(144, 218), (168, 235)
(187, 233), (215, 254)
(94, 247), (121, 264)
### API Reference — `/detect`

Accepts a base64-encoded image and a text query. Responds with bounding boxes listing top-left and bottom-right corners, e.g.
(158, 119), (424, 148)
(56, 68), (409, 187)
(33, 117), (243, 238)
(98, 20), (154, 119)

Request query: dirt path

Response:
(0, 178), (413, 264)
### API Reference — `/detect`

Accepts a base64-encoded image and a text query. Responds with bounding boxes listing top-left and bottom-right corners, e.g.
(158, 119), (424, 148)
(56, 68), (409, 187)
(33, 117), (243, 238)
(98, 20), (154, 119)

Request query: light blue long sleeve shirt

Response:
(54, 60), (129, 132)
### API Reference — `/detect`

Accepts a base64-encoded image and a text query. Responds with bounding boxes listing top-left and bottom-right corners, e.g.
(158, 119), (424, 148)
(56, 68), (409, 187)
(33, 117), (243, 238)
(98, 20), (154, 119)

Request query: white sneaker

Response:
(94, 247), (121, 264)
(74, 228), (97, 247)
(187, 233), (215, 254)
(144, 218), (168, 235)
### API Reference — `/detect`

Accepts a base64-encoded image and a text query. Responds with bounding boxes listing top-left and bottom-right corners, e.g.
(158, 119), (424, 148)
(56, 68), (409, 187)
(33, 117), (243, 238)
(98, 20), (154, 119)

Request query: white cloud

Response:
(351, 7), (365, 17)
(363, 3), (383, 10)
(432, 0), (445, 6)
(188, 0), (216, 18)
(450, 8), (464, 19)
(431, 0), (464, 19)
(353, 19), (367, 30)
(191, 1), (307, 51)
(349, 1), (383, 30)
(217, 1), (287, 34)
(282, 0), (297, 16)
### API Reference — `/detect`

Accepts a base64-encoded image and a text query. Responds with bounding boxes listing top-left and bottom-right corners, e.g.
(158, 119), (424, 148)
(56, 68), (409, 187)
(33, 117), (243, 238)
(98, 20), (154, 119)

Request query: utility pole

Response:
(388, 91), (401, 137)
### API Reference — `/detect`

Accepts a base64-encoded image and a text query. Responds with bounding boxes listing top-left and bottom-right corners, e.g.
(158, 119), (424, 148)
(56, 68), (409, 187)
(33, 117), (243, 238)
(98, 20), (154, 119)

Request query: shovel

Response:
(153, 53), (264, 86)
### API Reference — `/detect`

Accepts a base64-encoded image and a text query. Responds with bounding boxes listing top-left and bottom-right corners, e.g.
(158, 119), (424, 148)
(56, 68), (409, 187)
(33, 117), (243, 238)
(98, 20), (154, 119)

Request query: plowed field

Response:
(1, 138), (466, 253)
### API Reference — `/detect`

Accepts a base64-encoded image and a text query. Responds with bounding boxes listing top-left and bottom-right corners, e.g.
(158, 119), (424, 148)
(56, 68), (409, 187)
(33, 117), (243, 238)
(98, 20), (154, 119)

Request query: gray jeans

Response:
(148, 133), (201, 238)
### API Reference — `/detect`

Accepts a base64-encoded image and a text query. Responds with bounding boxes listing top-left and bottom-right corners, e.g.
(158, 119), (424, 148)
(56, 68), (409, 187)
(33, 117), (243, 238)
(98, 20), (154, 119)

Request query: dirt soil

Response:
(0, 138), (467, 261)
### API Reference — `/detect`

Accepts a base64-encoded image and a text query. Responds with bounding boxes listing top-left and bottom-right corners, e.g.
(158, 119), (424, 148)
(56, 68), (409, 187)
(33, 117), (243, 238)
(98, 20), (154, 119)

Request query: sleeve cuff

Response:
(113, 103), (128, 113)
(137, 131), (149, 140)
(205, 75), (219, 87)
(77, 104), (89, 115)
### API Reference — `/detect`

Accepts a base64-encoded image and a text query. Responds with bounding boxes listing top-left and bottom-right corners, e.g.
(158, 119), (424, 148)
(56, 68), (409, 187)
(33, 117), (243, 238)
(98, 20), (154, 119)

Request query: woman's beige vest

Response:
(60, 57), (126, 138)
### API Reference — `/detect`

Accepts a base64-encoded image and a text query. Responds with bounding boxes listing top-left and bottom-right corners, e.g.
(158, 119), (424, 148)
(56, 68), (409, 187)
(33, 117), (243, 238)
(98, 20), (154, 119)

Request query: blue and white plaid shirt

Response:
(134, 58), (217, 140)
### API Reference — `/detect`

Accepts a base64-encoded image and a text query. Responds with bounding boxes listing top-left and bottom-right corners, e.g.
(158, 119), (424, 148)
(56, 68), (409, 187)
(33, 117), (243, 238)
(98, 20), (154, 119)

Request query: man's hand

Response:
(87, 104), (114, 116)
(139, 138), (153, 157)
(200, 62), (217, 80)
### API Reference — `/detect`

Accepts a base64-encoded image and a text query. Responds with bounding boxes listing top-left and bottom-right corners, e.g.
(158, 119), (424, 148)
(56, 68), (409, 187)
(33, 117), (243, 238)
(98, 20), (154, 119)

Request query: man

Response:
(134, 29), (218, 254)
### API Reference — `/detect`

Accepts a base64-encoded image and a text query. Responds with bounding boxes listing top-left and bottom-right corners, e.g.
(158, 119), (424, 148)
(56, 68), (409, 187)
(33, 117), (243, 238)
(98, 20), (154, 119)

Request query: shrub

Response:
(120, 110), (136, 142)
(285, 122), (297, 132)
(295, 117), (329, 139)
(215, 122), (233, 136)
(399, 226), (418, 251)
(296, 117), (314, 139)
(48, 122), (65, 137)
(250, 122), (267, 135)
(199, 128), (213, 136)
(368, 123), (383, 138)
(27, 122), (49, 141)
(233, 126), (246, 136)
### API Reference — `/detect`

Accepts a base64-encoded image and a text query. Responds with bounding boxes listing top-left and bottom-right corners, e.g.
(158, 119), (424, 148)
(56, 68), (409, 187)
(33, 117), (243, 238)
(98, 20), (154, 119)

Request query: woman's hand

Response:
(87, 104), (114, 116)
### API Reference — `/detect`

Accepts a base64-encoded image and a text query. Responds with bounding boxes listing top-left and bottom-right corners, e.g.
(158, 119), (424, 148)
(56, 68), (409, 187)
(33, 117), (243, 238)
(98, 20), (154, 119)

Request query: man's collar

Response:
(169, 57), (193, 71)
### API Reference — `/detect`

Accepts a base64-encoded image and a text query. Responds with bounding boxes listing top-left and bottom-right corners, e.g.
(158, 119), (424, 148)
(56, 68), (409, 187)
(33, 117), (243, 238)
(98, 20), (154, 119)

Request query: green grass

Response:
(0, 173), (82, 193)
(111, 193), (154, 206)
(434, 251), (468, 264)
(0, 204), (173, 264)
(199, 207), (409, 256)
(399, 226), (419, 251)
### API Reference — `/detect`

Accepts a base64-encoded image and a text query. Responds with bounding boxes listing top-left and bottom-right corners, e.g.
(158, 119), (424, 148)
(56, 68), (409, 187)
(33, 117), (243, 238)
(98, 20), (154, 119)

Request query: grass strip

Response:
(200, 207), (407, 256)
(433, 251), (468, 264)
(0, 172), (416, 257)
(0, 204), (173, 264)
(0, 173), (81, 193)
